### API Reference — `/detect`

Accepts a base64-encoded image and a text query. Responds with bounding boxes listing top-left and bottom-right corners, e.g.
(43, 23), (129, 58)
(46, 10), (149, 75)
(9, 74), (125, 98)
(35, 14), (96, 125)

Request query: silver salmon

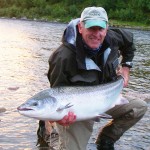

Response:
(17, 76), (128, 121)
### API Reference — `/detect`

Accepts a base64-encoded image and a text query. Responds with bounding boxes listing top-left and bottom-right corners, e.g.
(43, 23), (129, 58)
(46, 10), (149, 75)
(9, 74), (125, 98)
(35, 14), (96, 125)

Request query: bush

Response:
(68, 5), (79, 17)
(7, 5), (20, 18)
(51, 5), (67, 18)
(115, 8), (135, 21)
(44, 5), (52, 15)
(0, 0), (149, 25)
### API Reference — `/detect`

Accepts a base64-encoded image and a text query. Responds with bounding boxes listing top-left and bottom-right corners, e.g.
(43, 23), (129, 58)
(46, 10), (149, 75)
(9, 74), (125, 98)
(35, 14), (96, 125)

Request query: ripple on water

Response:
(0, 19), (150, 150)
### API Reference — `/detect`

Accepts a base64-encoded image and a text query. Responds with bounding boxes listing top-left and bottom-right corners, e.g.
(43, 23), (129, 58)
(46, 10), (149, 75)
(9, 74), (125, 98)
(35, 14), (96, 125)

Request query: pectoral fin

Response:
(56, 103), (73, 112)
(97, 113), (112, 119)
(93, 113), (112, 122)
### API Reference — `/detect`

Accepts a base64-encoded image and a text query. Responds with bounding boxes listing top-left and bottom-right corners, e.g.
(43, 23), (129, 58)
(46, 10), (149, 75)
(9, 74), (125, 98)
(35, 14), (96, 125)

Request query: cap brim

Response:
(84, 20), (107, 29)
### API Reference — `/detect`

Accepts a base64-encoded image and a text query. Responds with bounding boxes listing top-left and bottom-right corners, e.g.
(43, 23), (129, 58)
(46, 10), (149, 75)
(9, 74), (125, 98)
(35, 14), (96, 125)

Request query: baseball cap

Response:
(80, 7), (108, 29)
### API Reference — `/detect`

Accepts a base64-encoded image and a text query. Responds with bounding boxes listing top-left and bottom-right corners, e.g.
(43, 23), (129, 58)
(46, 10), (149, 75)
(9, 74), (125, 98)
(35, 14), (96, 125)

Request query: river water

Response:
(0, 18), (149, 150)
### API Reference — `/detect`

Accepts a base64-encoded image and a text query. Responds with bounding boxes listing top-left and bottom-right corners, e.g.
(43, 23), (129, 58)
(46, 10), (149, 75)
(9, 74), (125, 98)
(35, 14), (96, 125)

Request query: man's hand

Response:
(57, 111), (76, 126)
(117, 66), (130, 87)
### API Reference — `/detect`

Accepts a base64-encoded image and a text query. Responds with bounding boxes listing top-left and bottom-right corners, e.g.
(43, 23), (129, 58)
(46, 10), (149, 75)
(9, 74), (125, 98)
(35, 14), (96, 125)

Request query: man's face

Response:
(78, 22), (108, 49)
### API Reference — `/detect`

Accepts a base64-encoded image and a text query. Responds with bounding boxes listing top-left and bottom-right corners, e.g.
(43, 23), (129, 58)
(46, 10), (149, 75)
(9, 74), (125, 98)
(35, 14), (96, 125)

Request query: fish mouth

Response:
(17, 107), (33, 111)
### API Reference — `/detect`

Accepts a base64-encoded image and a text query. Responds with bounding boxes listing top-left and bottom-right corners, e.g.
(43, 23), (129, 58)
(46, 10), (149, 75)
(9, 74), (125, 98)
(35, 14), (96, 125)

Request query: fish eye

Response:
(32, 102), (38, 106)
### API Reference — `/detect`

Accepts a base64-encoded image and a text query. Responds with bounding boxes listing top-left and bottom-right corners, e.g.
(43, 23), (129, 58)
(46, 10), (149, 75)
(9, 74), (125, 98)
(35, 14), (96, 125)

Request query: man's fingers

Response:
(57, 111), (76, 126)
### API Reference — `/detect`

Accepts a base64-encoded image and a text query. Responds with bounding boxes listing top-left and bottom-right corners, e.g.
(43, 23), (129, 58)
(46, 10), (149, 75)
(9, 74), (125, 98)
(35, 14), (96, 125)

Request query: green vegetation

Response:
(0, 0), (150, 28)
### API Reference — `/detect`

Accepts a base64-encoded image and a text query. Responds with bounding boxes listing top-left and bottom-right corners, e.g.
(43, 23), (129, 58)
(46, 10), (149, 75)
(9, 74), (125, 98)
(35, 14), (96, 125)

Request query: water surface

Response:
(0, 18), (149, 150)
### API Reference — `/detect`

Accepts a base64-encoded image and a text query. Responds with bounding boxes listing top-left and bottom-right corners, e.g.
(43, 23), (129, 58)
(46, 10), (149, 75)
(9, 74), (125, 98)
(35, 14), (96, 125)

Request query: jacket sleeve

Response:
(47, 50), (69, 87)
(112, 28), (136, 64)
(47, 45), (76, 87)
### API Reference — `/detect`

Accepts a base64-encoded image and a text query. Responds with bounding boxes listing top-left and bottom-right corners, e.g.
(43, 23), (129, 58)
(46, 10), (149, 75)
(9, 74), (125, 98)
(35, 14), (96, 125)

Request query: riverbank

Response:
(0, 16), (150, 31)
(0, 0), (149, 27)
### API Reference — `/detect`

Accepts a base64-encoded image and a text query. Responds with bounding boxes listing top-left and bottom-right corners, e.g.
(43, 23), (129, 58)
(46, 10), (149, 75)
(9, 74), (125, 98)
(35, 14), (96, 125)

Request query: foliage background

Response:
(0, 0), (149, 25)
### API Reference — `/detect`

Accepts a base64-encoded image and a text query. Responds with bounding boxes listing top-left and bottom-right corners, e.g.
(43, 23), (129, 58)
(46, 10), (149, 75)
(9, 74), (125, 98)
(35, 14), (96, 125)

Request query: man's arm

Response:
(47, 46), (77, 125)
(47, 47), (71, 87)
(113, 28), (136, 86)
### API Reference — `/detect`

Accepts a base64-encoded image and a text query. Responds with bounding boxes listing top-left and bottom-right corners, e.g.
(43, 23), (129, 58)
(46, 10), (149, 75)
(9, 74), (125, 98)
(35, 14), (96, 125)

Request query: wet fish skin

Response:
(17, 76), (128, 121)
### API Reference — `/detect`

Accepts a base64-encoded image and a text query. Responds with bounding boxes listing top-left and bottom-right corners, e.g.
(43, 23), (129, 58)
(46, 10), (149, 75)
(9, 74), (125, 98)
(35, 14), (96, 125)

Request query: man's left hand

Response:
(57, 111), (76, 126)
(117, 66), (130, 87)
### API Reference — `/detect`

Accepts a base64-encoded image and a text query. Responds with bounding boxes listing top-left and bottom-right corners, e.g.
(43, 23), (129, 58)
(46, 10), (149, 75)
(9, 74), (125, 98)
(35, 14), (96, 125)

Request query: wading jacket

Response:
(47, 19), (136, 87)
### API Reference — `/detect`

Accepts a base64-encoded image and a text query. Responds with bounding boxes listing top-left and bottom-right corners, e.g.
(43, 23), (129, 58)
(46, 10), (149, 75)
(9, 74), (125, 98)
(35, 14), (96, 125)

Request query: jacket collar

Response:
(62, 18), (110, 70)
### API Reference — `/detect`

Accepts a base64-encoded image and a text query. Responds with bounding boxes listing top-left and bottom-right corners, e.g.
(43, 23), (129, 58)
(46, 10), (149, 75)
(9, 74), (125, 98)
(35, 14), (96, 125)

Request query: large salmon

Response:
(17, 76), (128, 121)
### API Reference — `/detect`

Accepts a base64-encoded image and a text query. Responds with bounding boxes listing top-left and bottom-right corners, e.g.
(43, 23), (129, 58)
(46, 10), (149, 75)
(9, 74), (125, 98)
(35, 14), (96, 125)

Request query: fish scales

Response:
(17, 76), (128, 122)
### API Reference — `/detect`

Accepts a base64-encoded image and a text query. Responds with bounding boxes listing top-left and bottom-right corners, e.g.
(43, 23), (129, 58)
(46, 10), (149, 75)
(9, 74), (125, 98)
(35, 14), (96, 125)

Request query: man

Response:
(38, 7), (147, 150)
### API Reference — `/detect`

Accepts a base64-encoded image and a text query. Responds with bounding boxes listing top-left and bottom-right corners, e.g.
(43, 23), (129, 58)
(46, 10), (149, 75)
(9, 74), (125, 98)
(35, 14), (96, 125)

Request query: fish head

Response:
(17, 90), (58, 120)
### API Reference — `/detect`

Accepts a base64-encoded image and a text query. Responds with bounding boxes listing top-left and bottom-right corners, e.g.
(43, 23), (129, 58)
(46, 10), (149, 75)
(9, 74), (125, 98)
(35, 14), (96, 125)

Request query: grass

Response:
(109, 20), (150, 30)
